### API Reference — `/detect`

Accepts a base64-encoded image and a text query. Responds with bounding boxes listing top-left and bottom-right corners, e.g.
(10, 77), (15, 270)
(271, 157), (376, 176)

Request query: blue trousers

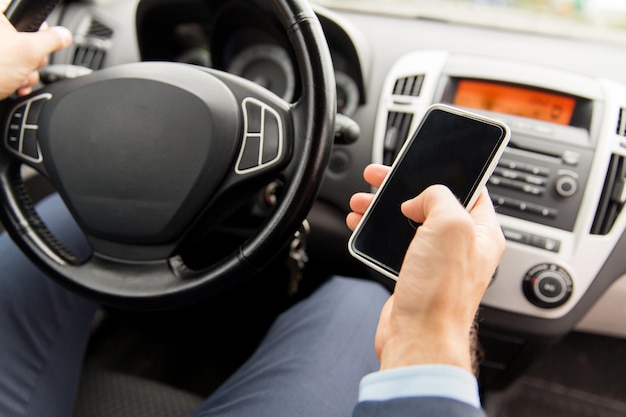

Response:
(0, 195), (389, 417)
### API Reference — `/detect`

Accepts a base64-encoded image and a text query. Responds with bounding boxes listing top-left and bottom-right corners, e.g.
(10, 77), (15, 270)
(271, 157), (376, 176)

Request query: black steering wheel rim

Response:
(0, 0), (336, 309)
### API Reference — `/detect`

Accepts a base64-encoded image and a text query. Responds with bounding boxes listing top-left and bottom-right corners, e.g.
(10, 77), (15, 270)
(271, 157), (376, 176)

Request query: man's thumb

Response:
(33, 26), (73, 55)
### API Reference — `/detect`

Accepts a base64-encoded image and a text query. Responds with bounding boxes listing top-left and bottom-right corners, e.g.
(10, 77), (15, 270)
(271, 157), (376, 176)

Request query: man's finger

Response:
(346, 212), (363, 231)
(29, 25), (73, 57)
(400, 184), (465, 225)
(363, 164), (390, 189)
(349, 192), (375, 214)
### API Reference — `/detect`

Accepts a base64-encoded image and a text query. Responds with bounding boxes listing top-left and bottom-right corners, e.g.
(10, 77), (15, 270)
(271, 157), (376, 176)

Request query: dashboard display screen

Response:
(453, 80), (576, 125)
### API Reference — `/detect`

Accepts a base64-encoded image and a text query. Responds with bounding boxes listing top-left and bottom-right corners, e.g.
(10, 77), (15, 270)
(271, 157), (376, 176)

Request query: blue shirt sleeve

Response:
(358, 365), (482, 409)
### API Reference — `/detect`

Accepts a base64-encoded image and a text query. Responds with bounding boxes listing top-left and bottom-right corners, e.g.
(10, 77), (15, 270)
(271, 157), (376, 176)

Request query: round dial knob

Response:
(523, 264), (573, 308)
(555, 175), (578, 198)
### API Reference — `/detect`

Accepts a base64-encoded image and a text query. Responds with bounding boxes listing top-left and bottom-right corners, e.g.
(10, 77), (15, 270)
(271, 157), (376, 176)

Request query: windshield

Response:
(314, 0), (626, 44)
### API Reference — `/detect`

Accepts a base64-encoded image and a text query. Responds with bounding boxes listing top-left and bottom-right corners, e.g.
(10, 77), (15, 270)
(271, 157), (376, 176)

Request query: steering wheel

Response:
(0, 0), (336, 309)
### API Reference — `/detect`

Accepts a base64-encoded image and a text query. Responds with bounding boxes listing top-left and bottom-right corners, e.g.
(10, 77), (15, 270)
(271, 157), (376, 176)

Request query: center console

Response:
(372, 51), (626, 320)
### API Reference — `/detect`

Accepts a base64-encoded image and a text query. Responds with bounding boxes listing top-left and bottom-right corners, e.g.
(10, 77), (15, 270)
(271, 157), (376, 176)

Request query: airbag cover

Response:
(38, 63), (240, 244)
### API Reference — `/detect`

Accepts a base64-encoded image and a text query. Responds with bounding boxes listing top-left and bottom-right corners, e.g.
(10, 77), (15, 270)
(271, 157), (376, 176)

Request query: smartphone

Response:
(349, 104), (510, 280)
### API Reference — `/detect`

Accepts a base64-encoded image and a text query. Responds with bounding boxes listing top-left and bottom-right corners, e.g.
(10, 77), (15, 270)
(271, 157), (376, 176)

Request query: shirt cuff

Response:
(358, 364), (481, 409)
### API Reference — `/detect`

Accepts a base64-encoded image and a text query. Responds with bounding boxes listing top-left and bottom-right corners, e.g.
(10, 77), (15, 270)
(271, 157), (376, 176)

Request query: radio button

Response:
(492, 194), (519, 208)
(529, 235), (560, 252)
(501, 227), (560, 252)
(523, 165), (550, 177)
(494, 167), (523, 181)
(498, 159), (551, 177)
(495, 177), (521, 190)
(561, 150), (580, 166)
(491, 194), (558, 218)
(497, 196), (526, 211)
(526, 203), (558, 218)
(499, 159), (516, 169)
(493, 177), (546, 196)
(492, 194), (508, 207)
(525, 175), (547, 186)
(498, 159), (524, 172)
(523, 184), (544, 195)
(502, 227), (530, 244)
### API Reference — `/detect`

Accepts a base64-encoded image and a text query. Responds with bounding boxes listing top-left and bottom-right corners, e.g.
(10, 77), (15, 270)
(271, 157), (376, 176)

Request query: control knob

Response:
(555, 172), (578, 198)
(523, 264), (573, 308)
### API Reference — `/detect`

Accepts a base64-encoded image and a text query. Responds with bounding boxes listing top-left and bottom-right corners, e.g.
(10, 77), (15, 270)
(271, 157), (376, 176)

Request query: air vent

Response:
(591, 154), (626, 235)
(72, 18), (113, 70)
(86, 19), (114, 39)
(617, 107), (626, 137)
(73, 45), (107, 69)
(393, 75), (424, 97)
(383, 111), (413, 164)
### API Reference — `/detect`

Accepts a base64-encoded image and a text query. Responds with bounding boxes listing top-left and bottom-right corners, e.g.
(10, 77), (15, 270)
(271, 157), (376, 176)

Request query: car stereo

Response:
(440, 77), (595, 233)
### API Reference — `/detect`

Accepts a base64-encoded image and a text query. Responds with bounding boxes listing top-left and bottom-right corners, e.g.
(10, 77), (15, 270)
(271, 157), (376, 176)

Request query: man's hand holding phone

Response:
(349, 104), (509, 279)
(347, 163), (505, 372)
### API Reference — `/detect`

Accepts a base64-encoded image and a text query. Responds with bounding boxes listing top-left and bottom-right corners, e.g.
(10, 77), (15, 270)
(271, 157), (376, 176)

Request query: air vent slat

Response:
(383, 111), (414, 164)
(392, 75), (424, 97)
(393, 79), (406, 95)
(91, 50), (106, 70)
(617, 108), (626, 137)
(591, 154), (626, 235)
(73, 47), (87, 66)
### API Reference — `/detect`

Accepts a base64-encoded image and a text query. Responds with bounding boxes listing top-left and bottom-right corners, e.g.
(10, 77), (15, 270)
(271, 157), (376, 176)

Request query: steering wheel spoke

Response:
(235, 96), (289, 175)
(202, 69), (294, 178)
(2, 93), (52, 171)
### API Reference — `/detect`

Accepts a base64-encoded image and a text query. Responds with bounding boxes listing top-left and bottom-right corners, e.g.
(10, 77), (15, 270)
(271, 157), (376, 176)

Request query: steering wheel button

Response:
(7, 134), (20, 152)
(262, 112), (280, 164)
(238, 138), (261, 171)
(21, 128), (41, 161)
(26, 97), (45, 126)
(10, 118), (24, 130)
(10, 104), (26, 123)
(245, 101), (262, 134)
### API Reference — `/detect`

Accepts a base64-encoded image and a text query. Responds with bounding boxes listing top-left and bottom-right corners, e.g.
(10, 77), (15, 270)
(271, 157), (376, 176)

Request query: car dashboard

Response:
(41, 0), (626, 390)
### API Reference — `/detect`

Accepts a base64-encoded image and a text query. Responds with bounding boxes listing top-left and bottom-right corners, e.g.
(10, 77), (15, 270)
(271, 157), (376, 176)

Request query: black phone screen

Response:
(351, 107), (507, 277)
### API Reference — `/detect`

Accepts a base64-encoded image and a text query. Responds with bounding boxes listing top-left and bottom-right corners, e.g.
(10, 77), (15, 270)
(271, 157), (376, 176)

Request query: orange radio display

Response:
(453, 80), (576, 125)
